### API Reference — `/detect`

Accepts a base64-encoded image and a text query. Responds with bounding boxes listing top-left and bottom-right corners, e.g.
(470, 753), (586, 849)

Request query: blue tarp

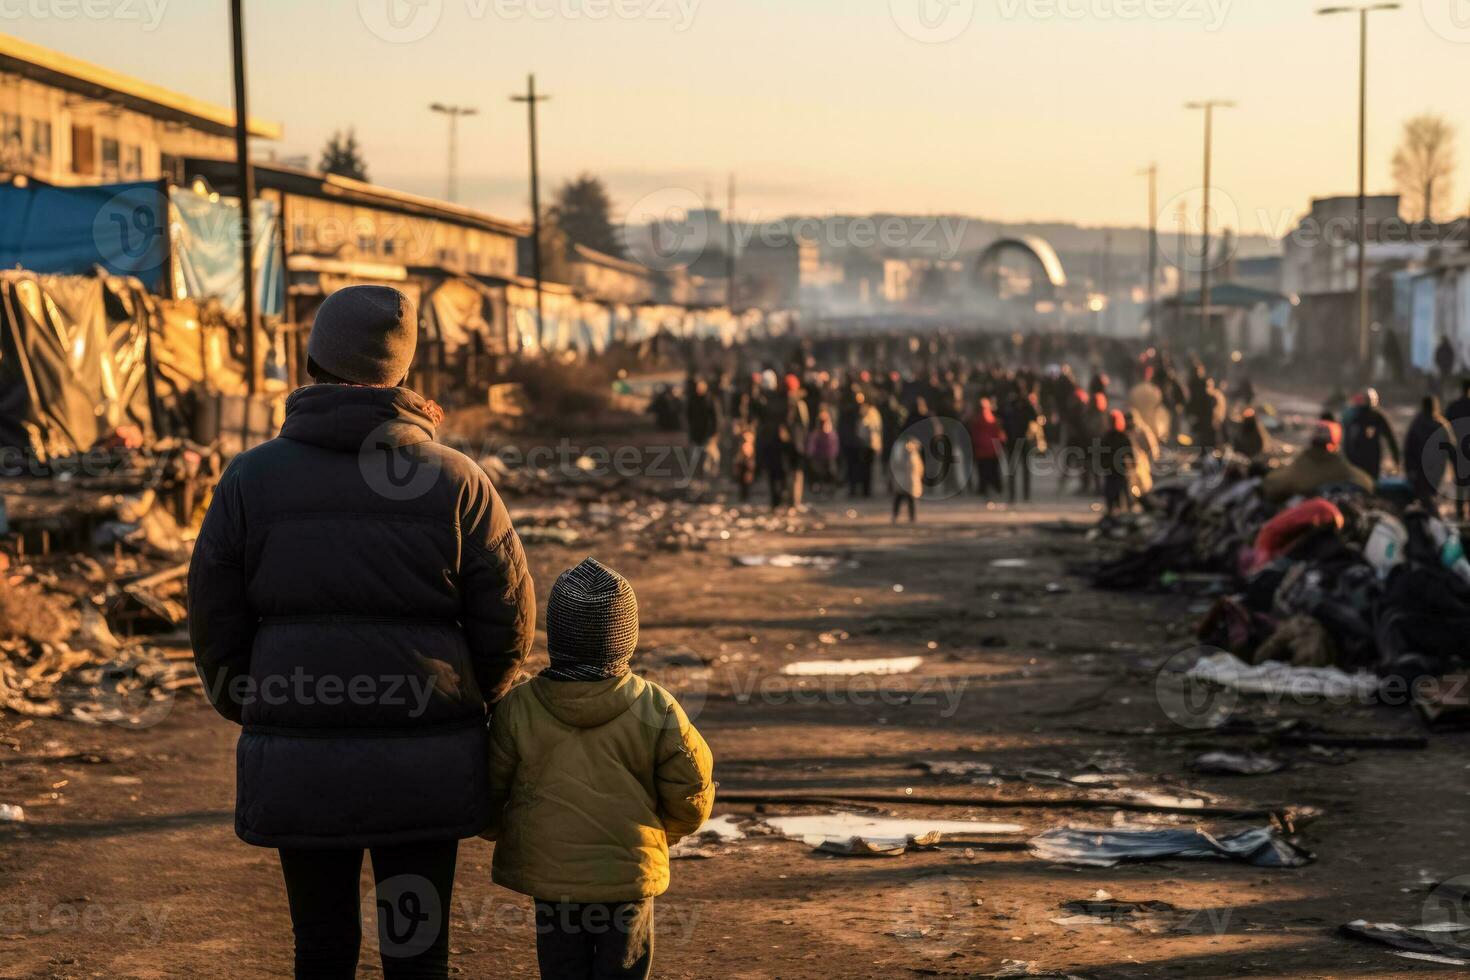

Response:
(169, 186), (284, 316)
(0, 180), (168, 288)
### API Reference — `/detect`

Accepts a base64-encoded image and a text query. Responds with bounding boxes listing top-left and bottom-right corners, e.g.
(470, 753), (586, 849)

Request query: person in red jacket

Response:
(968, 397), (1007, 499)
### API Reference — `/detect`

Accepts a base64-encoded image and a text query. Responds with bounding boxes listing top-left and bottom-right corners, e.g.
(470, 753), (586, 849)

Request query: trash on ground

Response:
(763, 813), (1027, 852)
(1190, 751), (1288, 776)
(919, 759), (1123, 788)
(669, 814), (748, 859)
(0, 804), (24, 822)
(1183, 652), (1379, 700)
(780, 656), (923, 676)
(1339, 919), (1470, 962)
(732, 554), (855, 570)
(1028, 825), (1314, 868)
(991, 558), (1030, 569)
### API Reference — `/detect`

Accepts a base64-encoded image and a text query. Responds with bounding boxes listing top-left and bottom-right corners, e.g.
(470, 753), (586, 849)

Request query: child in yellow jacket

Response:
(484, 557), (714, 980)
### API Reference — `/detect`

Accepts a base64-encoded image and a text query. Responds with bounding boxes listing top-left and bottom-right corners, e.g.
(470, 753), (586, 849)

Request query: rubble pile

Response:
(1087, 454), (1470, 724)
(510, 494), (822, 553)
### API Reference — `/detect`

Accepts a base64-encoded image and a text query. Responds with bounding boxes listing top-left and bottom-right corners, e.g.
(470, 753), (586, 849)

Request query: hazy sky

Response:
(11, 0), (1469, 237)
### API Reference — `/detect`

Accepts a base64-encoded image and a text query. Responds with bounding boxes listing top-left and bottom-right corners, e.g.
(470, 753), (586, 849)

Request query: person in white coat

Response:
(889, 435), (924, 523)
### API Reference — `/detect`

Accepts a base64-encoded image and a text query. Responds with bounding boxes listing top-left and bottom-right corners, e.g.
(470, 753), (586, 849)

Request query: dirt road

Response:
(2, 486), (1466, 979)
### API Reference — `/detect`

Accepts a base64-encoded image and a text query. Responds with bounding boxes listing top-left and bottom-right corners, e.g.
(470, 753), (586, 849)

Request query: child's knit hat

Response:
(543, 558), (639, 681)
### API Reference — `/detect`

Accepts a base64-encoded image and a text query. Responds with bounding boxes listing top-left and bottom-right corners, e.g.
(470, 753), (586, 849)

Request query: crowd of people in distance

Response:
(650, 330), (1470, 524)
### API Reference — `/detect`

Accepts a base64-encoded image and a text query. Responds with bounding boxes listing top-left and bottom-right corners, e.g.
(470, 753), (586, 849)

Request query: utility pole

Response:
(229, 0), (257, 395)
(1186, 100), (1234, 353)
(429, 103), (478, 204)
(512, 75), (549, 348)
(1138, 164), (1158, 336)
(1318, 4), (1400, 373)
(725, 173), (737, 311)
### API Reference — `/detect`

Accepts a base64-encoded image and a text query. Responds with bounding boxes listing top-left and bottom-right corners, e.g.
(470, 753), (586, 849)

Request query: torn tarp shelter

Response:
(0, 179), (167, 289)
(168, 185), (283, 317)
(0, 271), (156, 460)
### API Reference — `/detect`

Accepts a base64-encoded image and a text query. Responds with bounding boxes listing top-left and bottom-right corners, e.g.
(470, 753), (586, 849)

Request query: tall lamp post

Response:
(1186, 100), (1234, 353)
(429, 103), (478, 204)
(1318, 3), (1399, 373)
(1138, 163), (1158, 337)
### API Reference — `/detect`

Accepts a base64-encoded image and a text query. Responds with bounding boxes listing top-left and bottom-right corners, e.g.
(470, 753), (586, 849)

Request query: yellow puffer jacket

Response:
(485, 673), (714, 903)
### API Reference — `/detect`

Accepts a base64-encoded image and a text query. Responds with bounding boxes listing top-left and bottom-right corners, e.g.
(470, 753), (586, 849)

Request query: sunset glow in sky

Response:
(12, 0), (1470, 235)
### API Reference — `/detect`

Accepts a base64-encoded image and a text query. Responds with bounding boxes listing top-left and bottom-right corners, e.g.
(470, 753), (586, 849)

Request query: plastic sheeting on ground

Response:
(1183, 652), (1380, 700)
(1029, 825), (1314, 868)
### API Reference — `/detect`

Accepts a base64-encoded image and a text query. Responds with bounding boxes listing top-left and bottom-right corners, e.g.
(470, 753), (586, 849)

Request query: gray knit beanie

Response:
(307, 285), (418, 386)
(543, 558), (639, 681)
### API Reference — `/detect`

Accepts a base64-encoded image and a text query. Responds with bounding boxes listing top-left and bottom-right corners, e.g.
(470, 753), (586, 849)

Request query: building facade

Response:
(0, 33), (279, 185)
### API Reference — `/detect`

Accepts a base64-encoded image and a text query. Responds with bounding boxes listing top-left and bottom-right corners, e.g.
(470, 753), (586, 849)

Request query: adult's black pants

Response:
(278, 840), (458, 980)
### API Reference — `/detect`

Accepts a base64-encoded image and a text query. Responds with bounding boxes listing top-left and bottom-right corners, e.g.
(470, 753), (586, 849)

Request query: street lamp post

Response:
(1186, 100), (1234, 355)
(1318, 3), (1400, 372)
(429, 103), (478, 204)
(1138, 163), (1158, 336)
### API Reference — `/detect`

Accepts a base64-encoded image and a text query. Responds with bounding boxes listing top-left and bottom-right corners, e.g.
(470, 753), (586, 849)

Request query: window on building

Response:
(31, 120), (52, 159)
(100, 137), (120, 176)
(123, 144), (142, 177)
(71, 125), (96, 174)
(0, 113), (21, 152)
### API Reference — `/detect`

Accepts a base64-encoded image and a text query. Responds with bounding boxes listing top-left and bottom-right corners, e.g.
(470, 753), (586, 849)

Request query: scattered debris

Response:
(669, 814), (747, 859)
(1339, 919), (1470, 963)
(732, 554), (855, 570)
(1182, 652), (1379, 700)
(780, 656), (923, 676)
(762, 813), (1027, 852)
(1028, 825), (1314, 868)
(0, 804), (24, 822)
(1190, 751), (1288, 776)
(918, 759), (1123, 788)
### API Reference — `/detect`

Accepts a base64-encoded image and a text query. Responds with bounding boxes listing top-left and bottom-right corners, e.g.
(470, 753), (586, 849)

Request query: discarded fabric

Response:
(1184, 652), (1378, 700)
(1028, 825), (1314, 868)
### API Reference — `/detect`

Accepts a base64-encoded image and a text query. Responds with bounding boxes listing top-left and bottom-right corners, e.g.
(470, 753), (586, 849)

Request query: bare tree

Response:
(1391, 114), (1457, 222)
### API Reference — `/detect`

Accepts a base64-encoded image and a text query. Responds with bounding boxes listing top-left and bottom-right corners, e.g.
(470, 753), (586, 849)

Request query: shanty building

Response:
(0, 32), (280, 184)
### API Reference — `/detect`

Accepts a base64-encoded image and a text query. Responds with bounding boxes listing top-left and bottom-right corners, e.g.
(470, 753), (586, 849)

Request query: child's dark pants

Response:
(533, 898), (654, 979)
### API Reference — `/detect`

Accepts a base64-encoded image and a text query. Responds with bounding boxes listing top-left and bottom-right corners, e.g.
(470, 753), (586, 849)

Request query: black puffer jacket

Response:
(188, 384), (535, 849)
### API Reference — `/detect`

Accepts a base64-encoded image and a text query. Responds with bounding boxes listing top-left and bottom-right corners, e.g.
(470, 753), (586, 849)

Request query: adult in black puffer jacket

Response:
(188, 285), (535, 979)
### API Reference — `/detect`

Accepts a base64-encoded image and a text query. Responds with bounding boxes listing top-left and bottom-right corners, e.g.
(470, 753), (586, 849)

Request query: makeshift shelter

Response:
(0, 179), (168, 290)
(0, 270), (157, 460)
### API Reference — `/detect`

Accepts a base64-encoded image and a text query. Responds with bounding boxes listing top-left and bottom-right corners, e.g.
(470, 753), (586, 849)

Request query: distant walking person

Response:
(685, 376), (721, 484)
(189, 285), (536, 980)
(1405, 396), (1453, 509)
(890, 435), (924, 523)
(1436, 336), (1458, 403)
(1445, 379), (1470, 520)
(1342, 388), (1399, 481)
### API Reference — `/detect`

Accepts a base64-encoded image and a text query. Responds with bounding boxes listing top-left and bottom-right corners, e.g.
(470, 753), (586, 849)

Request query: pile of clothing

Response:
(1088, 453), (1470, 717)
